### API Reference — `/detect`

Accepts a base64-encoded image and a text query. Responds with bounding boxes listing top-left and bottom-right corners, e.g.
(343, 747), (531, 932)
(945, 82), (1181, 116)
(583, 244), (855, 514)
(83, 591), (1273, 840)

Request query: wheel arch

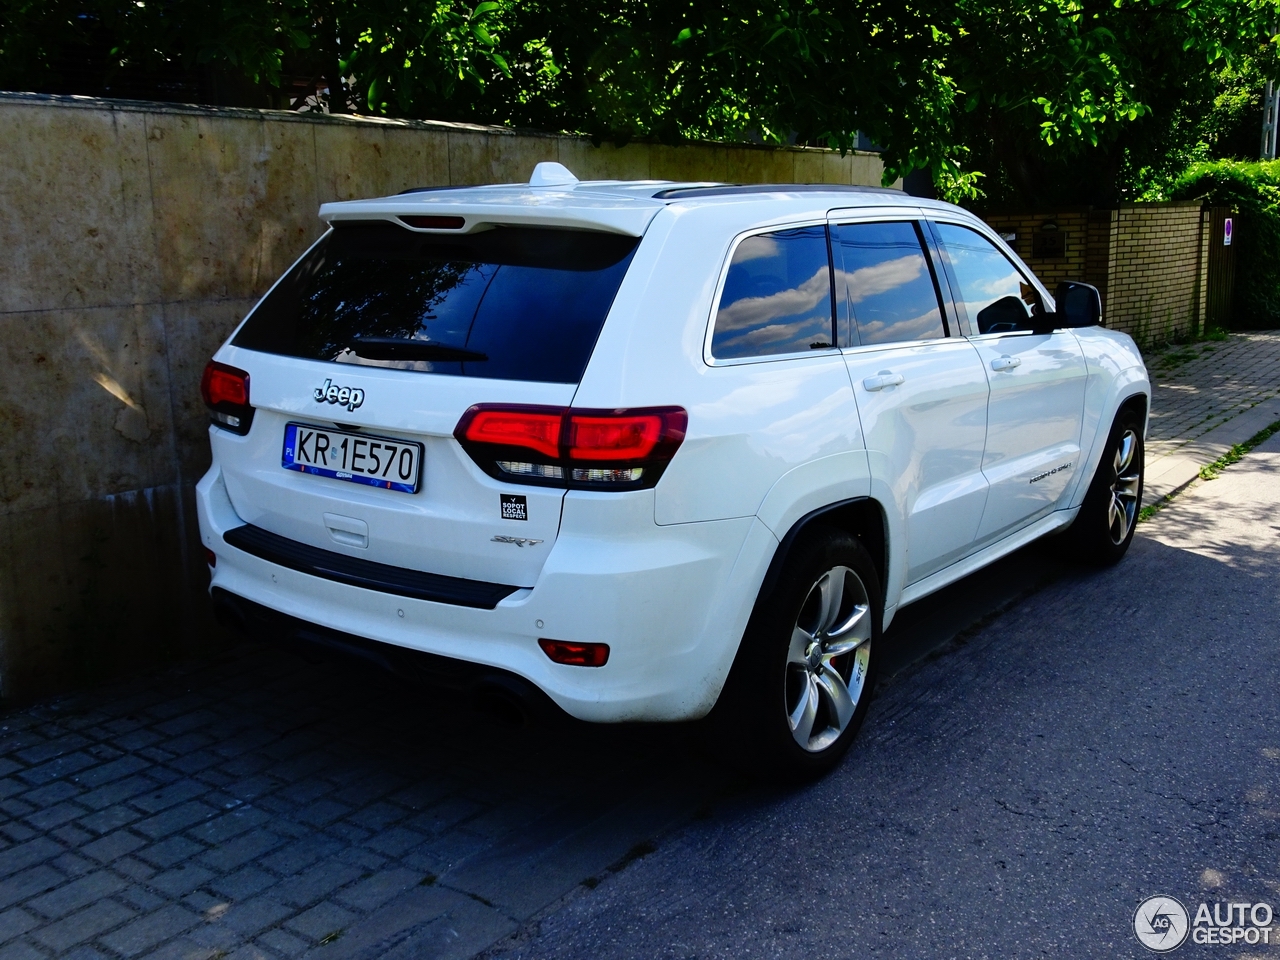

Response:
(1067, 383), (1151, 511)
(708, 496), (889, 727)
(1118, 390), (1149, 433)
(757, 497), (889, 611)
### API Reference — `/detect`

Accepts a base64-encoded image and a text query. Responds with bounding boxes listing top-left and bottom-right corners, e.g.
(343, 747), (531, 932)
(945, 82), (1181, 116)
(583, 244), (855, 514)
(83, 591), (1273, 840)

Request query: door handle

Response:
(990, 355), (1022, 371)
(862, 372), (905, 392)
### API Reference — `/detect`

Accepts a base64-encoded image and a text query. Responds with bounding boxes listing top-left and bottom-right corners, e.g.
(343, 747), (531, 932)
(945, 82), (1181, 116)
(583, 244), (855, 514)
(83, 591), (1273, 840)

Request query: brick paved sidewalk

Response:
(1146, 330), (1280, 452)
(1142, 330), (1280, 501)
(0, 648), (723, 960)
(2, 329), (1278, 960)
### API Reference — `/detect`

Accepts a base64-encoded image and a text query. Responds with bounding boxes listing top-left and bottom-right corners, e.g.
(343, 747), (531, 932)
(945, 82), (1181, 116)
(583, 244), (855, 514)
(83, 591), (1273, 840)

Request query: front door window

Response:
(932, 222), (1043, 334)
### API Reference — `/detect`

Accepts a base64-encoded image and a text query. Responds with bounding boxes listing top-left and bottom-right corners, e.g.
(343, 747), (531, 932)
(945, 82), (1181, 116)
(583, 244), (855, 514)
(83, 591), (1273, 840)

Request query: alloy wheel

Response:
(785, 565), (873, 753)
(1108, 429), (1141, 545)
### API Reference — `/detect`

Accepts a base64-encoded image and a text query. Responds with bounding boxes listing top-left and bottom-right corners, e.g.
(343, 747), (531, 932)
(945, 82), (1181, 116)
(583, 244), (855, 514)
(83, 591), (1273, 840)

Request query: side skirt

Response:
(895, 507), (1079, 611)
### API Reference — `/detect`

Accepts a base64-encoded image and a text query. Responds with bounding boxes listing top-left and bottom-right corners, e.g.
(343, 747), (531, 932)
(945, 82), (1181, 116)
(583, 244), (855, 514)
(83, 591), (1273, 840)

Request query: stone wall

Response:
(0, 92), (888, 702)
(983, 201), (1210, 343)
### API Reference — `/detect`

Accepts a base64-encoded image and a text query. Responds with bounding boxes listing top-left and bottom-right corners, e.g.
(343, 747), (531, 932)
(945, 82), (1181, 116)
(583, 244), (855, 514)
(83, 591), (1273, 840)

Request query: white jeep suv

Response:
(197, 164), (1149, 777)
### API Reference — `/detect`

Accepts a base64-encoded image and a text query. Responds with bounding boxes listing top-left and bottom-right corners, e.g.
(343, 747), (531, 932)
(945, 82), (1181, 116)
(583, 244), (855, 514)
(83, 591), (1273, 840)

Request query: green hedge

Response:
(1169, 160), (1280, 329)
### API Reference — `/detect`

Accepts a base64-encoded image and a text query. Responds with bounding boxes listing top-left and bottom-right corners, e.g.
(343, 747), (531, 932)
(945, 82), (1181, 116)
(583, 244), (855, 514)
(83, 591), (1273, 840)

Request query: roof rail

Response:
(652, 183), (903, 200)
(396, 184), (475, 196)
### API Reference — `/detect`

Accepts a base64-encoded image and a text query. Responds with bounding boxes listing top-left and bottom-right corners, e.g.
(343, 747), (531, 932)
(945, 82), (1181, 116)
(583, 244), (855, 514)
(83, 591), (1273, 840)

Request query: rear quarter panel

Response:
(574, 204), (869, 527)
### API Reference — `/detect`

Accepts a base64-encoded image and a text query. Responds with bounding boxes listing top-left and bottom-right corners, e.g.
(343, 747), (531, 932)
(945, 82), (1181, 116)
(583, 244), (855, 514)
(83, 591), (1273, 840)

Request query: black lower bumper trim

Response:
(222, 524), (520, 609)
(210, 588), (564, 721)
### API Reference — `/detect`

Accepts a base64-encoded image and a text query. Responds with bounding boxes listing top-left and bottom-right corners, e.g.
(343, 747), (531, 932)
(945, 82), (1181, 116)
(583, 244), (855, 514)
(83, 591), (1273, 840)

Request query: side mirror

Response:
(1053, 281), (1103, 328)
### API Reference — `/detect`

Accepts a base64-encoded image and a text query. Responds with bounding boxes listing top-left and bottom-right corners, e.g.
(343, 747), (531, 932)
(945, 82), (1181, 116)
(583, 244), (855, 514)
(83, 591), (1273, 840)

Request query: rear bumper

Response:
(197, 464), (775, 722)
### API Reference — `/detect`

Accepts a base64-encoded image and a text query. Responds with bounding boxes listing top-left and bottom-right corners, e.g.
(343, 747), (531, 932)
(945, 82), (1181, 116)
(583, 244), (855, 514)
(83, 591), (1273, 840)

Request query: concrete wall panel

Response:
(0, 304), (179, 516)
(0, 107), (158, 313)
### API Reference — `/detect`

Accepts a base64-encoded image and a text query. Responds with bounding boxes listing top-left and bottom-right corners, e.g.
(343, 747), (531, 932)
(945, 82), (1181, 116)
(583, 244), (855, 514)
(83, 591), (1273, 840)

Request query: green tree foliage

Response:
(1, 0), (1278, 204)
(0, 0), (316, 105)
(1170, 160), (1280, 327)
(953, 0), (1280, 207)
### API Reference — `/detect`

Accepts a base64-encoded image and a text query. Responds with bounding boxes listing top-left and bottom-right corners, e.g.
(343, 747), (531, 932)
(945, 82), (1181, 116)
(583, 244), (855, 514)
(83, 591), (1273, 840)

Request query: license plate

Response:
(282, 423), (423, 494)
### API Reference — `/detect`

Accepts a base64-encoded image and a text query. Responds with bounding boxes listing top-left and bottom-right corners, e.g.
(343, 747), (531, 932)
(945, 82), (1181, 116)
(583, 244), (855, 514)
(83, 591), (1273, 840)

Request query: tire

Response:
(1066, 406), (1144, 565)
(715, 529), (881, 781)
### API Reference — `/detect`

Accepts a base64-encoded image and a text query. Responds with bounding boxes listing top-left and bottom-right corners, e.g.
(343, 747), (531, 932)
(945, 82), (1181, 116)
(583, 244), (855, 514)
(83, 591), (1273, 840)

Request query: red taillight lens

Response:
(200, 360), (253, 434)
(458, 406), (565, 459)
(454, 405), (687, 490)
(539, 638), (610, 667)
(567, 414), (663, 460)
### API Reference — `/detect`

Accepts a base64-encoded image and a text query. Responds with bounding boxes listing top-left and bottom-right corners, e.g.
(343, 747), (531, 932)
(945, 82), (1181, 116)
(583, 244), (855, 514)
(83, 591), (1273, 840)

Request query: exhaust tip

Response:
(212, 593), (249, 636)
(472, 674), (544, 728)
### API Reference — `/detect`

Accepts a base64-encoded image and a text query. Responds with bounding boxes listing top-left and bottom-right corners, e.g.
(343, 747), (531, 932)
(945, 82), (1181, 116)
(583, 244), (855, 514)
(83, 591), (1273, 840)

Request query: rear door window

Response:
(233, 222), (639, 383)
(710, 225), (835, 360)
(832, 221), (948, 345)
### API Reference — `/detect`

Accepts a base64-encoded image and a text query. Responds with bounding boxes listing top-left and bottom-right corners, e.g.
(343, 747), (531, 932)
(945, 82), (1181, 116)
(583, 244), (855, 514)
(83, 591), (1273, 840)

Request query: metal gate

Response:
(1202, 205), (1237, 331)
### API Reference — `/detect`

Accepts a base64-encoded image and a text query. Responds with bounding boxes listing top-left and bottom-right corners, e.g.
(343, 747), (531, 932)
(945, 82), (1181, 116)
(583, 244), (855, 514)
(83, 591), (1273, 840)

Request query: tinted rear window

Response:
(233, 223), (639, 383)
(710, 226), (834, 360)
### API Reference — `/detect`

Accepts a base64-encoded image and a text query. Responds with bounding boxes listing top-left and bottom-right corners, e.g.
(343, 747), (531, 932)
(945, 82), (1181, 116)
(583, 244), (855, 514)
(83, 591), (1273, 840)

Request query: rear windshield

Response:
(233, 222), (639, 383)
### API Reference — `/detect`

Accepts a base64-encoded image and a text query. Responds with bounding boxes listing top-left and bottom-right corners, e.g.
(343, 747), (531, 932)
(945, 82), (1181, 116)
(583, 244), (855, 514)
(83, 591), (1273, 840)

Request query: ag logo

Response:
(1134, 895), (1190, 952)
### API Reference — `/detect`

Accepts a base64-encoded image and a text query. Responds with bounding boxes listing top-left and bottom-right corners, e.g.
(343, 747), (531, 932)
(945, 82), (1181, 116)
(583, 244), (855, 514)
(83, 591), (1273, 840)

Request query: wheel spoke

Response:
(816, 571), (845, 635)
(1114, 474), (1141, 499)
(1110, 493), (1130, 541)
(788, 625), (814, 666)
(788, 675), (819, 745)
(816, 669), (856, 729)
(825, 604), (870, 656)
(1114, 432), (1135, 475)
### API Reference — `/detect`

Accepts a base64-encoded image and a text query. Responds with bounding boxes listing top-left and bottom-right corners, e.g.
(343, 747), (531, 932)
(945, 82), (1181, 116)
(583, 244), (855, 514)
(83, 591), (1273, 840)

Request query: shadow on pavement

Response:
(0, 533), (1084, 960)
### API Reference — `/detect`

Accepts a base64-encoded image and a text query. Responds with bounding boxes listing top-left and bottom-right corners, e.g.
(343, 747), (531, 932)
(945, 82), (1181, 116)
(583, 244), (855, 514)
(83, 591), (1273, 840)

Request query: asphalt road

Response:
(481, 434), (1280, 959)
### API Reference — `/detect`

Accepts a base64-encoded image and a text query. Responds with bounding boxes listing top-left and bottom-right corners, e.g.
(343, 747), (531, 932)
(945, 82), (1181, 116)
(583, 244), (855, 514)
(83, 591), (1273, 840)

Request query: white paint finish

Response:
(654, 354), (864, 525)
(323, 513), (369, 549)
(897, 508), (1078, 607)
(320, 183), (665, 237)
(529, 161), (579, 186)
(1067, 327), (1151, 509)
(968, 331), (1088, 543)
(209, 346), (578, 586)
(200, 468), (759, 721)
(217, 345), (576, 436)
(754, 451), (872, 538)
(842, 338), (991, 586)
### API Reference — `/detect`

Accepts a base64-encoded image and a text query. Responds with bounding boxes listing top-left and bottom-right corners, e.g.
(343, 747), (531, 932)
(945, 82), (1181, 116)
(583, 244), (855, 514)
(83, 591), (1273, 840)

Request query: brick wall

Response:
(1105, 202), (1204, 342)
(983, 202), (1208, 343)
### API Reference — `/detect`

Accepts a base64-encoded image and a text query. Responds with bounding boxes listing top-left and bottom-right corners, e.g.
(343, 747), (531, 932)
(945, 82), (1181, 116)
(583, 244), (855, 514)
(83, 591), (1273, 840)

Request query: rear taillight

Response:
(454, 405), (687, 490)
(200, 361), (254, 435)
(539, 638), (610, 667)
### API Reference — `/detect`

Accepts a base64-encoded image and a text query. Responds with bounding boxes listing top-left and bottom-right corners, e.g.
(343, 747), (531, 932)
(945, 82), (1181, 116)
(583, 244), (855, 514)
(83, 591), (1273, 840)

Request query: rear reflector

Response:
(204, 547), (216, 567)
(200, 360), (254, 435)
(399, 215), (466, 230)
(454, 405), (687, 490)
(538, 638), (610, 667)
